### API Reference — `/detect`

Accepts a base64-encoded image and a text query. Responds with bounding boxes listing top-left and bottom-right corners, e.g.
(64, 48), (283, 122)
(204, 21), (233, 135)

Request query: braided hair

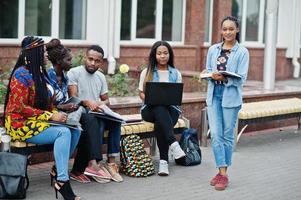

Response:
(46, 38), (70, 65)
(4, 36), (50, 119)
(221, 16), (240, 43)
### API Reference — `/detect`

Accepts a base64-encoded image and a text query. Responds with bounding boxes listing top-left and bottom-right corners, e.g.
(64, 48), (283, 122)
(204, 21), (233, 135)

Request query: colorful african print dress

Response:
(5, 66), (55, 141)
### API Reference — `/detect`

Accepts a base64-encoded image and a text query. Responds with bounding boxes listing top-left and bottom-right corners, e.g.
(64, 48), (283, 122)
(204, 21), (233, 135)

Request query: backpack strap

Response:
(0, 177), (8, 196)
(25, 173), (29, 190)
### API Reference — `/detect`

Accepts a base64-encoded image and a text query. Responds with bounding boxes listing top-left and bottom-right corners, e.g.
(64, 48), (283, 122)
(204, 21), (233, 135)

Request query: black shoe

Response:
(54, 180), (80, 200)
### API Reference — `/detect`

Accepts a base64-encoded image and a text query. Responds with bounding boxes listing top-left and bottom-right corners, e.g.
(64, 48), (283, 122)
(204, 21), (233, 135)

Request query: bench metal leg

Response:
(233, 121), (239, 151)
(149, 137), (158, 156)
(200, 107), (209, 147)
(237, 125), (248, 143)
(298, 116), (301, 130)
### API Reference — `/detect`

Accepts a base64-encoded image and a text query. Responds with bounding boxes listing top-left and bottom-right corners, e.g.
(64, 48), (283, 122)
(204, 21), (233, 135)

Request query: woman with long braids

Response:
(138, 41), (186, 176)
(205, 16), (249, 190)
(4, 36), (81, 200)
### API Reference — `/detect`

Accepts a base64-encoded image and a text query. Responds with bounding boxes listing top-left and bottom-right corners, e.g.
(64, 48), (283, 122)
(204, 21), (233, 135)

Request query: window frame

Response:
(0, 0), (88, 45)
(120, 0), (186, 46)
(203, 0), (214, 47)
(240, 0), (265, 47)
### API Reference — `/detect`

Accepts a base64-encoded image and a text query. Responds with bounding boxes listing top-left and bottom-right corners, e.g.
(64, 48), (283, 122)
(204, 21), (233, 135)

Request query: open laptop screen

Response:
(144, 82), (183, 106)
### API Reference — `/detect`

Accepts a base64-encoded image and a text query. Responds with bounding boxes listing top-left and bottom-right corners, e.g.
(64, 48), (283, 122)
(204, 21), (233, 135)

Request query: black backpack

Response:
(0, 152), (29, 199)
(175, 128), (202, 166)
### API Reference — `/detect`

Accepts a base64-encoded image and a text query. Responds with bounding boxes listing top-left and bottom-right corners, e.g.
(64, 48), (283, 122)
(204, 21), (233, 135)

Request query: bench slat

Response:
(239, 98), (301, 119)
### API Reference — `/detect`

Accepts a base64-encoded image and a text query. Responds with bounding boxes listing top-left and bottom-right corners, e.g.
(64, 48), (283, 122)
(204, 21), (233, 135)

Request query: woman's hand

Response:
(57, 103), (78, 112)
(139, 91), (145, 101)
(50, 112), (68, 123)
(212, 72), (226, 81)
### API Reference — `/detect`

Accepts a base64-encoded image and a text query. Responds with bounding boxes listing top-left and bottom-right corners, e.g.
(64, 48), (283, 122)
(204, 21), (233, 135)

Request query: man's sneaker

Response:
(215, 175), (229, 191)
(170, 141), (186, 159)
(210, 173), (222, 186)
(105, 163), (123, 182)
(70, 171), (91, 183)
(98, 163), (112, 179)
(91, 176), (111, 184)
(158, 160), (169, 176)
(84, 166), (111, 179)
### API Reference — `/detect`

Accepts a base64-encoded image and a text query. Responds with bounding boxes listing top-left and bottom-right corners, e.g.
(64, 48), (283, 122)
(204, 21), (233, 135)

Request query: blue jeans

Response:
(26, 126), (81, 181)
(207, 84), (241, 168)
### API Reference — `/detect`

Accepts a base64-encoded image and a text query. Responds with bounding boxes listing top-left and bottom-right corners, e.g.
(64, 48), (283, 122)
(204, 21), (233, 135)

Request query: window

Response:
(232, 0), (265, 45)
(59, 0), (86, 39)
(162, 0), (183, 41)
(120, 0), (132, 40)
(204, 0), (213, 44)
(120, 0), (185, 43)
(136, 0), (156, 38)
(25, 0), (52, 36)
(0, 0), (87, 41)
(0, 0), (19, 38)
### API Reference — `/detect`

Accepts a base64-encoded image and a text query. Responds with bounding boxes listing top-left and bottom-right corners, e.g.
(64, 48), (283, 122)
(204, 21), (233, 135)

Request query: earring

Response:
(24, 56), (27, 65)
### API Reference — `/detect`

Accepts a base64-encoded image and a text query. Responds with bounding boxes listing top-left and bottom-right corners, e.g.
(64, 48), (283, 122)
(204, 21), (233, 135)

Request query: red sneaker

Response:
(84, 166), (111, 179)
(210, 173), (222, 186)
(215, 175), (229, 191)
(70, 171), (91, 183)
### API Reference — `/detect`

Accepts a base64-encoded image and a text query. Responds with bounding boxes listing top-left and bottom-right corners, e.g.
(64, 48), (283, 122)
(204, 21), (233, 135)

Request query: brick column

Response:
(184, 0), (206, 71)
(211, 0), (232, 44)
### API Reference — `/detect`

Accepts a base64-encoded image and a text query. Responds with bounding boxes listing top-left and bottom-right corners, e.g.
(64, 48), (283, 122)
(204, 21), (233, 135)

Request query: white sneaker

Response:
(158, 160), (169, 176)
(170, 141), (186, 159)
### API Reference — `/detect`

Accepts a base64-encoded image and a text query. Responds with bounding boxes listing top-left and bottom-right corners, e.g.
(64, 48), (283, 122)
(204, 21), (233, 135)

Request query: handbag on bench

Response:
(0, 152), (29, 199)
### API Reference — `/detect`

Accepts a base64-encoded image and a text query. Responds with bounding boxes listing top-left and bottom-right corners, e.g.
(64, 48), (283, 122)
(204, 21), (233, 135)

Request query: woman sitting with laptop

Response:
(138, 41), (186, 176)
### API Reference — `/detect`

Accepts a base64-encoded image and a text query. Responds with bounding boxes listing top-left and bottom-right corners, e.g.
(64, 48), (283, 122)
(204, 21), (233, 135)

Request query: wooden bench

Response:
(201, 98), (301, 147)
(10, 114), (189, 155)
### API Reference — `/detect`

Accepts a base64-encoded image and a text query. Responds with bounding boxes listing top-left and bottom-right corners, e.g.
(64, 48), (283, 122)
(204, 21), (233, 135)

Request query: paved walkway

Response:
(26, 128), (301, 200)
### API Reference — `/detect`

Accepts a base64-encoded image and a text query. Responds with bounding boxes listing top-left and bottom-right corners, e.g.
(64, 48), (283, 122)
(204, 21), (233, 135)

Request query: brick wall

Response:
(0, 0), (298, 80)
(0, 44), (297, 81)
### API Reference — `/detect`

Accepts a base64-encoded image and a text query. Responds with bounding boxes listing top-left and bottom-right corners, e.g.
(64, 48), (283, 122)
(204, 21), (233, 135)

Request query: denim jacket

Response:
(206, 41), (249, 108)
(152, 65), (179, 82)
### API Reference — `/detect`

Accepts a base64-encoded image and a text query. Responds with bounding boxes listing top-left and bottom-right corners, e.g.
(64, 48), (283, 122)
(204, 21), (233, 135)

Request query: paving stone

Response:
(25, 129), (301, 200)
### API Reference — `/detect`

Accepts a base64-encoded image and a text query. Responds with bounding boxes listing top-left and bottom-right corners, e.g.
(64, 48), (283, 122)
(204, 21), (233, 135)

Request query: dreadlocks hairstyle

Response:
(221, 16), (241, 43)
(4, 36), (49, 117)
(46, 38), (71, 65)
(144, 41), (175, 86)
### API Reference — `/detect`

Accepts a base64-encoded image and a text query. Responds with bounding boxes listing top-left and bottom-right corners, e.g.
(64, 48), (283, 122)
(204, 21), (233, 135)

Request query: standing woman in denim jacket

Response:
(138, 41), (186, 176)
(205, 16), (249, 191)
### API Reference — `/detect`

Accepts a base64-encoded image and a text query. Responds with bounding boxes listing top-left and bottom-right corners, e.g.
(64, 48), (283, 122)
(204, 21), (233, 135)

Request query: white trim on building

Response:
(120, 0), (186, 46)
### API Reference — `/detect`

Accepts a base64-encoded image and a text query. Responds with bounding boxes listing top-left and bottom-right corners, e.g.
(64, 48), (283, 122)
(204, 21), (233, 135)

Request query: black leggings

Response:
(141, 105), (179, 161)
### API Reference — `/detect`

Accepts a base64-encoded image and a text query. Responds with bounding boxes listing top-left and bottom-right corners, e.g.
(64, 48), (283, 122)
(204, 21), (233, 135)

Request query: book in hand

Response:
(89, 105), (126, 123)
(64, 96), (82, 106)
(199, 72), (213, 79)
(199, 71), (241, 79)
(218, 71), (242, 78)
